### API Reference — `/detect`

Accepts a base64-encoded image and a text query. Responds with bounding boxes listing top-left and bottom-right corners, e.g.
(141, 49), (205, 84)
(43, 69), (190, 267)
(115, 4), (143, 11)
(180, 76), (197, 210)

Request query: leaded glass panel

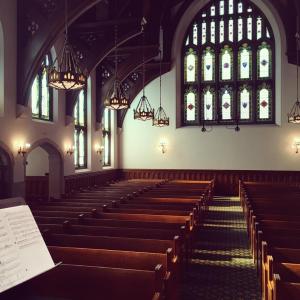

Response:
(220, 46), (233, 81)
(258, 43), (271, 78)
(221, 87), (233, 120)
(202, 47), (215, 82)
(185, 49), (197, 83)
(238, 44), (252, 80)
(181, 0), (275, 126)
(102, 108), (112, 167)
(31, 77), (39, 118)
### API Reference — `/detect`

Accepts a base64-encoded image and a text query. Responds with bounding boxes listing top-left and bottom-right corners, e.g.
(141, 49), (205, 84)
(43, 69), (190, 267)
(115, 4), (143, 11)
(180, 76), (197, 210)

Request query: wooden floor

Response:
(182, 196), (261, 300)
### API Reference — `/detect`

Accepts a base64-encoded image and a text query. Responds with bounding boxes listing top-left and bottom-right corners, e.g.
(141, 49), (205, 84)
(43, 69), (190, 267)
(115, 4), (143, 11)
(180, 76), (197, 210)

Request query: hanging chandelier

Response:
(288, 16), (300, 123)
(153, 50), (169, 127)
(47, 0), (87, 90)
(134, 31), (154, 121)
(104, 25), (129, 110)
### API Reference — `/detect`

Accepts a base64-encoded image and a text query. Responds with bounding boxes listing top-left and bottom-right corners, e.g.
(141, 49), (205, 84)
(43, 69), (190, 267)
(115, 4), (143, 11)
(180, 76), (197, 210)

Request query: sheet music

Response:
(0, 205), (55, 293)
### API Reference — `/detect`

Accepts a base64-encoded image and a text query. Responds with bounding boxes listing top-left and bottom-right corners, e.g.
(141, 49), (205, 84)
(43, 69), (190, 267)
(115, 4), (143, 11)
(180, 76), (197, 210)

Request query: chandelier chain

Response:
(142, 30), (145, 97)
(114, 24), (118, 80)
(65, 0), (68, 40)
(297, 15), (299, 102)
(159, 49), (162, 107)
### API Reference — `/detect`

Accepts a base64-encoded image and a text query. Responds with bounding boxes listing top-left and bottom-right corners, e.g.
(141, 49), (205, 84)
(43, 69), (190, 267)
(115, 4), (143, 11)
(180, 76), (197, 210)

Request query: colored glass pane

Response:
(221, 47), (232, 81)
(204, 88), (214, 120)
(31, 77), (39, 117)
(202, 21), (207, 44)
(258, 86), (270, 119)
(41, 71), (49, 119)
(74, 130), (78, 167)
(186, 91), (196, 122)
(247, 16), (252, 40)
(257, 17), (262, 39)
(185, 36), (189, 46)
(258, 43), (271, 78)
(185, 50), (197, 83)
(202, 48), (214, 81)
(78, 90), (85, 126)
(229, 19), (234, 42)
(104, 134), (109, 166)
(211, 5), (216, 16)
(193, 24), (198, 45)
(79, 130), (85, 167)
(239, 87), (250, 119)
(239, 45), (251, 80)
(220, 20), (225, 43)
(266, 28), (270, 38)
(238, 2), (243, 13)
(211, 21), (216, 43)
(238, 18), (243, 41)
(220, 1), (225, 15)
(221, 88), (232, 120)
(229, 0), (234, 14)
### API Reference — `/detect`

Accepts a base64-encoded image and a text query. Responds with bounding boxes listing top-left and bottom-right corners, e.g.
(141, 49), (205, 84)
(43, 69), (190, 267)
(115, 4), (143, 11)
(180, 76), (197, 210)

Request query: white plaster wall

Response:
(26, 147), (49, 176)
(120, 59), (300, 171)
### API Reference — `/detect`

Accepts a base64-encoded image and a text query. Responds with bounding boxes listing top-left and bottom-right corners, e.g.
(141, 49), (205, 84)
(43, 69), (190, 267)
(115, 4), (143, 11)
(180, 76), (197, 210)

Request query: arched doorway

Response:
(0, 146), (13, 199)
(25, 139), (63, 201)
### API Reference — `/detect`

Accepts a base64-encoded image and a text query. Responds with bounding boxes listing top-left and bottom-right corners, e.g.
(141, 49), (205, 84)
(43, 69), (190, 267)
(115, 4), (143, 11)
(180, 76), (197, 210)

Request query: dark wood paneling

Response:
(64, 169), (121, 194)
(26, 176), (49, 201)
(120, 169), (300, 196)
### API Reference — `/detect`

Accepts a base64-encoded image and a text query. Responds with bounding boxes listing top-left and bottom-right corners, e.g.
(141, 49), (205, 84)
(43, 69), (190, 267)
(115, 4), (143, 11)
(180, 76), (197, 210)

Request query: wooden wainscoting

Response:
(120, 169), (300, 196)
(26, 175), (49, 201)
(64, 169), (121, 194)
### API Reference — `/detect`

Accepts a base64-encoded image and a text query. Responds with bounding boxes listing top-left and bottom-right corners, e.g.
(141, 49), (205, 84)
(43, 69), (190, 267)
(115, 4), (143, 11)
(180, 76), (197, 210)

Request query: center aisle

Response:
(183, 196), (261, 300)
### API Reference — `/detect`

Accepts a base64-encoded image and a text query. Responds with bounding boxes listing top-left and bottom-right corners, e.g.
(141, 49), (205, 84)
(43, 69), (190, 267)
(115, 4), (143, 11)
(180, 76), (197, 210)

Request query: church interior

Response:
(1, 0), (300, 299)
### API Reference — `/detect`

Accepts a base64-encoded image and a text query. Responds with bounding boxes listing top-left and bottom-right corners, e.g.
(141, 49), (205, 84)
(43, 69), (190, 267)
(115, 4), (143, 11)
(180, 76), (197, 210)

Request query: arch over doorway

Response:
(26, 138), (64, 200)
(0, 141), (13, 199)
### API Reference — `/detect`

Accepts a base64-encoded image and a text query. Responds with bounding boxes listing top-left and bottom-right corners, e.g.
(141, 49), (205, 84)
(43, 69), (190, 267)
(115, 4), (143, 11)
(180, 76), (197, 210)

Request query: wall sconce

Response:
(66, 146), (74, 156)
(18, 143), (31, 156)
(95, 144), (104, 155)
(159, 141), (167, 154)
(294, 140), (300, 154)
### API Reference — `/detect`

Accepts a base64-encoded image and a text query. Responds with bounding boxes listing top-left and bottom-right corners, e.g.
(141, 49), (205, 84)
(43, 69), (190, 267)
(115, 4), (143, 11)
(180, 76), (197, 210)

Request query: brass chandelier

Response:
(47, 0), (87, 90)
(134, 32), (154, 121)
(288, 16), (300, 123)
(153, 49), (169, 127)
(104, 25), (129, 110)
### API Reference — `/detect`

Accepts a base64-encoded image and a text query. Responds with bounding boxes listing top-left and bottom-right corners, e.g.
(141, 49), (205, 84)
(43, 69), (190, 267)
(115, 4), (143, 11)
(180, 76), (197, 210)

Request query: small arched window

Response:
(182, 0), (275, 126)
(31, 54), (53, 121)
(74, 90), (87, 169)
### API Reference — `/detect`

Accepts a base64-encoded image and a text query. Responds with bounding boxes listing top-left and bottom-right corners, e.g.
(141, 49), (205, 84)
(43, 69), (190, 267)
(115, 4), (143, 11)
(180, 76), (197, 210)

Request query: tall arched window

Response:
(74, 90), (87, 169)
(102, 108), (111, 167)
(182, 0), (275, 126)
(31, 54), (53, 121)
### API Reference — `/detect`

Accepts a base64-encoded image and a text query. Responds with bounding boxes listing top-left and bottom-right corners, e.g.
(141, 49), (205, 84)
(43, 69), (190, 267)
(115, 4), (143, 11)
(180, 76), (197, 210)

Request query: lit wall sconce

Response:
(95, 144), (104, 156)
(18, 143), (31, 156)
(66, 146), (74, 156)
(159, 140), (167, 154)
(294, 140), (300, 154)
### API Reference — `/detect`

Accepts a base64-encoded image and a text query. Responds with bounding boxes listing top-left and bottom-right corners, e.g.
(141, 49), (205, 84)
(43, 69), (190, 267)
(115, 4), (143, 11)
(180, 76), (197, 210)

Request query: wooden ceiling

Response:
(17, 0), (300, 125)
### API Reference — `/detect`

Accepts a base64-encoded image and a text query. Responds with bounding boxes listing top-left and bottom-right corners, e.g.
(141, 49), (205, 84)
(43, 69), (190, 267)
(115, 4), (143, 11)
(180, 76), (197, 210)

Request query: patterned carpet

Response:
(182, 196), (261, 300)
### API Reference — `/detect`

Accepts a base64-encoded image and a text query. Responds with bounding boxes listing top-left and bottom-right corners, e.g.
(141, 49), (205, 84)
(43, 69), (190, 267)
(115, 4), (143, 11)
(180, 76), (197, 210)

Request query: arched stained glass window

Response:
(182, 0), (275, 126)
(74, 90), (87, 169)
(31, 54), (53, 121)
(102, 108), (112, 167)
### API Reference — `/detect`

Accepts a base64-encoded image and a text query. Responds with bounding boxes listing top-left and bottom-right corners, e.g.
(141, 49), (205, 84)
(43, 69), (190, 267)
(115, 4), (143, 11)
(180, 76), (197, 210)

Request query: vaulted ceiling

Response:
(18, 0), (300, 126)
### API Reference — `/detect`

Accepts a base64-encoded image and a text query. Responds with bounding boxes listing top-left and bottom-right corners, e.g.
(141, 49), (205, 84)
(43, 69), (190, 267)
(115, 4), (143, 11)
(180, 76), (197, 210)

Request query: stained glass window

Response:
(31, 54), (53, 121)
(74, 89), (87, 169)
(102, 108), (112, 167)
(193, 24), (198, 45)
(182, 0), (275, 126)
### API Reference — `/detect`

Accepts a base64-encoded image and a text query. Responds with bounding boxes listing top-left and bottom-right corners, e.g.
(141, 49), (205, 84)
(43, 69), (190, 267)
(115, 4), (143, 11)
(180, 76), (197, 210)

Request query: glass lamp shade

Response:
(104, 80), (129, 110)
(133, 95), (154, 121)
(48, 40), (87, 90)
(288, 100), (300, 123)
(153, 106), (170, 127)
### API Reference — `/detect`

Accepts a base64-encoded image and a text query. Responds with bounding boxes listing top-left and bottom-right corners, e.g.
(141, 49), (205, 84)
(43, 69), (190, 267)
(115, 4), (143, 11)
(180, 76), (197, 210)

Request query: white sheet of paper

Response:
(0, 205), (55, 293)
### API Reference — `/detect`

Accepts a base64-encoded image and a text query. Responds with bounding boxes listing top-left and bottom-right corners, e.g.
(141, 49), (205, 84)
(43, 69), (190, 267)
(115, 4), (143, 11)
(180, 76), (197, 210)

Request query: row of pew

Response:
(4, 179), (214, 300)
(240, 181), (300, 300)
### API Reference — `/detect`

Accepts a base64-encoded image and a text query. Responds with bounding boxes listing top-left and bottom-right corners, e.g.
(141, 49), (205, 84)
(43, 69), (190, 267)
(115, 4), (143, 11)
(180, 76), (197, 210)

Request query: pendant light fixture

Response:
(47, 0), (87, 90)
(153, 49), (169, 127)
(133, 31), (154, 121)
(288, 16), (300, 123)
(104, 25), (129, 110)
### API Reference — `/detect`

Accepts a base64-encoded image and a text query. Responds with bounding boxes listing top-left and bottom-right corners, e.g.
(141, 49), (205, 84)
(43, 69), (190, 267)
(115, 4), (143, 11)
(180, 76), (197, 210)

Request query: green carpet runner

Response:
(182, 196), (261, 300)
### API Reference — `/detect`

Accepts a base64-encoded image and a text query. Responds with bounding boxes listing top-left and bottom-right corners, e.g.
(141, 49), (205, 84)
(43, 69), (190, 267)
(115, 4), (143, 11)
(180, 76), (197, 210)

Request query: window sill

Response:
(32, 118), (54, 125)
(75, 168), (90, 174)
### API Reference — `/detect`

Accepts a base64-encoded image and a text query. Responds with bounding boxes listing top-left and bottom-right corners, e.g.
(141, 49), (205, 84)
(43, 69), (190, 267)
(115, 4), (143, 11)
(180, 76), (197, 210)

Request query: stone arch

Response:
(26, 138), (64, 199)
(0, 141), (14, 199)
(172, 0), (286, 127)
